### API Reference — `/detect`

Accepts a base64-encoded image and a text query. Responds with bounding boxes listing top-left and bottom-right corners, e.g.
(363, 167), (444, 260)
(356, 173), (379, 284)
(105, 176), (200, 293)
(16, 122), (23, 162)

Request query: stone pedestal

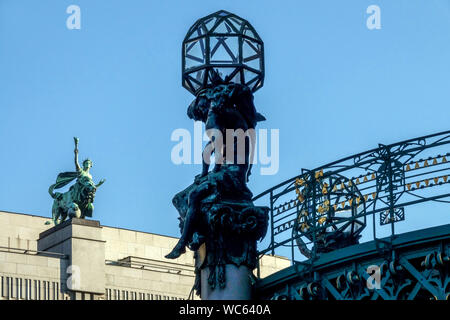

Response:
(200, 264), (252, 300)
(37, 218), (105, 299)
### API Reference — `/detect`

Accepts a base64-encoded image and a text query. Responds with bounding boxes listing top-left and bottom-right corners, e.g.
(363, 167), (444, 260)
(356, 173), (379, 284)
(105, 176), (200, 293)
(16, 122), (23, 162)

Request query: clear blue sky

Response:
(0, 1), (449, 252)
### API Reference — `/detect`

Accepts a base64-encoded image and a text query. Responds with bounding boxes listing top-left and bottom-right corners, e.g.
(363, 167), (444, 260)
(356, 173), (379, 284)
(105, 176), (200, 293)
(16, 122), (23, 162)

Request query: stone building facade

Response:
(0, 210), (289, 300)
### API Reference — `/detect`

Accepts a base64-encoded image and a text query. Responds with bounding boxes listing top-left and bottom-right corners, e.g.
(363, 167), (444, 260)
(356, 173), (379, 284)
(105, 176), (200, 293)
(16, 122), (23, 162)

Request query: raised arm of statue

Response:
(74, 137), (81, 172)
(96, 179), (106, 188)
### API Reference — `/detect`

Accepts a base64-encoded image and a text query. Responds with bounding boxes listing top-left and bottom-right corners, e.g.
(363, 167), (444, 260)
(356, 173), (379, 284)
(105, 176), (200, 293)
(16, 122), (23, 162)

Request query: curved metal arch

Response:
(255, 130), (450, 259)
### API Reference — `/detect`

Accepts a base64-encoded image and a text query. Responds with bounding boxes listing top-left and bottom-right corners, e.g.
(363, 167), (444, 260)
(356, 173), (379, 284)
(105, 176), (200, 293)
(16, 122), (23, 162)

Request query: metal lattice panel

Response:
(256, 225), (450, 300)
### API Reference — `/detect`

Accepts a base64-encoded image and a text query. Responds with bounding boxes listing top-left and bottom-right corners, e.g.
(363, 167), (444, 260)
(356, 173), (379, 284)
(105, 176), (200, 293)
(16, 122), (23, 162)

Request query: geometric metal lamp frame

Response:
(182, 10), (265, 95)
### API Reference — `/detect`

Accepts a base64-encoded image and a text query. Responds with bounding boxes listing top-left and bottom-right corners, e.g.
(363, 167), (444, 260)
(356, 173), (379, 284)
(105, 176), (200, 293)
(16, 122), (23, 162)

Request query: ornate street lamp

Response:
(182, 10), (264, 95)
(166, 10), (269, 300)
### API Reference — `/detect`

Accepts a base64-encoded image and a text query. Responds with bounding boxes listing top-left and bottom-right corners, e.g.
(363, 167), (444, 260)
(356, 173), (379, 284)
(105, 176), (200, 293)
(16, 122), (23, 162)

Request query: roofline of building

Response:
(0, 209), (290, 260)
(0, 209), (180, 240)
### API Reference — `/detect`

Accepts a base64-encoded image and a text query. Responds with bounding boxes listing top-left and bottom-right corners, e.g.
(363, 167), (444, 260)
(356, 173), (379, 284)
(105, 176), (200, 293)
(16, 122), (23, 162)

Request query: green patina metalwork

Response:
(252, 130), (450, 300)
(48, 137), (105, 225)
(256, 224), (450, 300)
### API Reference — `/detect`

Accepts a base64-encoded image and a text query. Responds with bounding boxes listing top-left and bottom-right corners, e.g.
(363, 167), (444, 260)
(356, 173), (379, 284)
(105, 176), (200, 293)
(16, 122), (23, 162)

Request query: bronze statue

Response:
(49, 137), (105, 225)
(165, 71), (269, 295)
(186, 71), (266, 179)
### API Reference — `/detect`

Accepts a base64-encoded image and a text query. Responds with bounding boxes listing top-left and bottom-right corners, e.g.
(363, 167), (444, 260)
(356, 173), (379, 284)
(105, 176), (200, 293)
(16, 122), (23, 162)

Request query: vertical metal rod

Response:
(311, 171), (317, 260)
(270, 191), (274, 256)
(257, 255), (261, 279)
(386, 148), (396, 237)
(372, 210), (376, 240)
(291, 236), (295, 265)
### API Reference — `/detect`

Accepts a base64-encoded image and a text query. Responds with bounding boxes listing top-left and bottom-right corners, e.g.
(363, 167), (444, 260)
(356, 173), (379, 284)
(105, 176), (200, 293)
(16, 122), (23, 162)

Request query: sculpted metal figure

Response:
(166, 72), (269, 294)
(49, 137), (105, 225)
(172, 10), (268, 296)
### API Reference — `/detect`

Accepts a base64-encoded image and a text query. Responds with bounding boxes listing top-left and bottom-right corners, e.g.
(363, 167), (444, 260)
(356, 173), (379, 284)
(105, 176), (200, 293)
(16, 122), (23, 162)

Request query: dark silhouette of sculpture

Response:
(168, 10), (268, 296)
(166, 71), (268, 294)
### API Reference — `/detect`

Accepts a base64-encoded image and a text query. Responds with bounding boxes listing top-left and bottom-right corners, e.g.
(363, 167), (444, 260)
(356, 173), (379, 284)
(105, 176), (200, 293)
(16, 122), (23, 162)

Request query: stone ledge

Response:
(39, 218), (100, 239)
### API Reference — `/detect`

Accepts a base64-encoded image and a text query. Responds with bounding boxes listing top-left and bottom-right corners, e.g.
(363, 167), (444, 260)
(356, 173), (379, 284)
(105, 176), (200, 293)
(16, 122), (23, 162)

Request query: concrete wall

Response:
(104, 263), (194, 300)
(101, 224), (197, 299)
(102, 226), (195, 268)
(258, 255), (291, 279)
(0, 211), (50, 252)
(0, 250), (69, 300)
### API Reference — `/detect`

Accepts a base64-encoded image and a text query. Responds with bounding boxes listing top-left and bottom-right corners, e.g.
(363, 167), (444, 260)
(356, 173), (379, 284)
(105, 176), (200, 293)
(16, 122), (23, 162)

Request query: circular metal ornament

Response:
(293, 171), (367, 257)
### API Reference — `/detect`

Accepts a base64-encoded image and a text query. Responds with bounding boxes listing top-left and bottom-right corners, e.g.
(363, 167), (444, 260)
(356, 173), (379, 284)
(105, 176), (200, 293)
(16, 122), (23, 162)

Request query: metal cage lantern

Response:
(182, 10), (264, 95)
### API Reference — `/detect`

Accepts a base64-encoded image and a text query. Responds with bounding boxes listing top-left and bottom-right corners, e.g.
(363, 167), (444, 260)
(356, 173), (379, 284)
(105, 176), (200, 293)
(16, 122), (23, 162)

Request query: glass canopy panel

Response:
(187, 23), (207, 40)
(228, 16), (244, 32)
(217, 11), (229, 17)
(184, 38), (206, 70)
(243, 24), (258, 40)
(242, 39), (260, 59)
(188, 69), (206, 85)
(216, 67), (240, 84)
(184, 78), (195, 93)
(187, 74), (202, 91)
(242, 39), (261, 71)
(243, 69), (259, 86)
(211, 19), (238, 34)
(210, 36), (239, 64)
(244, 56), (260, 72)
(204, 17), (219, 32)
(209, 36), (239, 64)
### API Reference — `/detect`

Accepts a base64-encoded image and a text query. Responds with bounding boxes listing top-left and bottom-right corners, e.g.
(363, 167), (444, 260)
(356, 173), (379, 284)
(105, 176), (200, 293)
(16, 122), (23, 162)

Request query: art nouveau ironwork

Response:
(168, 10), (268, 298)
(254, 130), (450, 260)
(256, 224), (449, 300)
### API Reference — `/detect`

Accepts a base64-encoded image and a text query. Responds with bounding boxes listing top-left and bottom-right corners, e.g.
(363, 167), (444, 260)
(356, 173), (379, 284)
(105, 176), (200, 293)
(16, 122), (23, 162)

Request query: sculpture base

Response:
(200, 264), (252, 300)
(37, 218), (105, 297)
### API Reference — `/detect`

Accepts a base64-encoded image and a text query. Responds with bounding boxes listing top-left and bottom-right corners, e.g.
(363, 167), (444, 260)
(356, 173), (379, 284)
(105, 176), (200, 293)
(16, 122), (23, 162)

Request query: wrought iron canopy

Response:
(182, 10), (265, 95)
(254, 130), (450, 261)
